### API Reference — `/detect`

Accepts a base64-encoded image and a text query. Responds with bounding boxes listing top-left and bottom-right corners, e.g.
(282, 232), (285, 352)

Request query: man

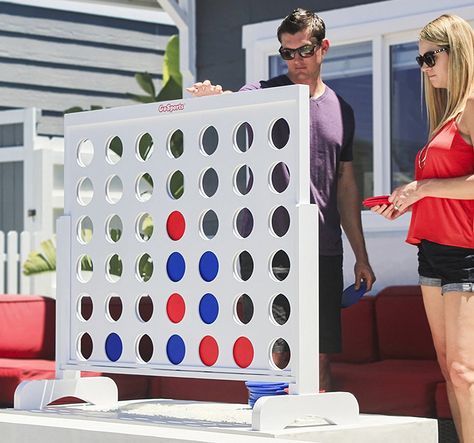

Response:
(187, 8), (375, 390)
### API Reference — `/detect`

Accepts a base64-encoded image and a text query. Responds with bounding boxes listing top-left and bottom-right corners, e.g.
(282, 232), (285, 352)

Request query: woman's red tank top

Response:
(406, 119), (474, 248)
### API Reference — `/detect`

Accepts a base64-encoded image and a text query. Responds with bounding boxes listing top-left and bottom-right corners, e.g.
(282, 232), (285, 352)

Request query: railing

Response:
(0, 230), (51, 295)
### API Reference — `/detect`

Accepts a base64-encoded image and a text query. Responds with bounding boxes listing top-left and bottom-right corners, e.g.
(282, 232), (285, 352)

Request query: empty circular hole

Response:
(137, 334), (154, 363)
(135, 213), (153, 242)
(269, 162), (290, 193)
(200, 126), (219, 155)
(200, 210), (219, 239)
(271, 338), (290, 369)
(271, 250), (290, 281)
(107, 295), (123, 321)
(270, 206), (290, 237)
(168, 170), (184, 200)
(234, 165), (254, 196)
(77, 139), (94, 167)
(105, 175), (123, 204)
(77, 254), (93, 283)
(78, 294), (93, 321)
(106, 254), (123, 283)
(106, 136), (123, 164)
(77, 177), (94, 206)
(200, 168), (219, 198)
(136, 253), (153, 282)
(234, 294), (254, 324)
(137, 132), (154, 161)
(271, 294), (290, 325)
(105, 214), (123, 243)
(234, 122), (254, 153)
(234, 251), (254, 281)
(168, 129), (183, 158)
(137, 295), (153, 322)
(234, 208), (254, 239)
(270, 118), (290, 149)
(78, 332), (93, 360)
(77, 216), (93, 244)
(136, 173), (154, 202)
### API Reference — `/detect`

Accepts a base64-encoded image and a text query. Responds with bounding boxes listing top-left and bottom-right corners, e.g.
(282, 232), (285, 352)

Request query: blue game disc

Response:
(199, 251), (219, 282)
(341, 281), (368, 308)
(199, 293), (219, 324)
(105, 332), (123, 362)
(166, 252), (186, 282)
(166, 334), (186, 365)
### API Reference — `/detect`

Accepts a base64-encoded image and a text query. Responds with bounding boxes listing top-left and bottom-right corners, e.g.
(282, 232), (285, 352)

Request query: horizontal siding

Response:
(0, 3), (176, 136)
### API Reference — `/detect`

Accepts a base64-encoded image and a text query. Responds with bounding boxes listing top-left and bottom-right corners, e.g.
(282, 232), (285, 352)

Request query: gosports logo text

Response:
(158, 103), (185, 113)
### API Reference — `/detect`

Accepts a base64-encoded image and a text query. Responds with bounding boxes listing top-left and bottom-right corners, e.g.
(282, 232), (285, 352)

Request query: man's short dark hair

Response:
(277, 8), (326, 43)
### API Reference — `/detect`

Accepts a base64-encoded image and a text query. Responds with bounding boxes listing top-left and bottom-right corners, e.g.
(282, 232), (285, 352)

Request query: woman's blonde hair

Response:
(420, 14), (474, 136)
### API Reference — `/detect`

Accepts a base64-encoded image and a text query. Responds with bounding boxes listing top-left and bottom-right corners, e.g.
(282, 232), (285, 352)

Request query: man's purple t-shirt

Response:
(240, 74), (354, 256)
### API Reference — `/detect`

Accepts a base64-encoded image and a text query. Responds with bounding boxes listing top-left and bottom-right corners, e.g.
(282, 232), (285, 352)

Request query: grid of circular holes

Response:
(106, 253), (123, 283)
(78, 332), (93, 360)
(136, 253), (153, 282)
(77, 177), (94, 206)
(234, 251), (254, 281)
(137, 295), (153, 322)
(269, 162), (290, 193)
(106, 136), (123, 165)
(77, 216), (93, 244)
(135, 213), (153, 242)
(105, 214), (123, 243)
(234, 165), (254, 196)
(106, 295), (123, 321)
(270, 206), (290, 238)
(77, 139), (94, 167)
(78, 294), (93, 321)
(200, 167), (219, 198)
(77, 254), (93, 283)
(135, 173), (154, 202)
(234, 122), (254, 153)
(200, 209), (219, 240)
(168, 170), (184, 200)
(168, 129), (183, 158)
(269, 118), (290, 149)
(137, 132), (154, 161)
(271, 293), (290, 325)
(106, 175), (123, 204)
(234, 208), (254, 239)
(137, 334), (153, 363)
(200, 126), (219, 156)
(270, 250), (290, 281)
(234, 294), (254, 324)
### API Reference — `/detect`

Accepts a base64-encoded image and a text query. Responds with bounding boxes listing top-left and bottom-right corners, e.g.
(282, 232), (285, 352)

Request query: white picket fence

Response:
(0, 230), (54, 296)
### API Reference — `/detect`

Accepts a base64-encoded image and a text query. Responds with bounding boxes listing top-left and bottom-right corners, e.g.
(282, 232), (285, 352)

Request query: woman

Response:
(372, 14), (474, 442)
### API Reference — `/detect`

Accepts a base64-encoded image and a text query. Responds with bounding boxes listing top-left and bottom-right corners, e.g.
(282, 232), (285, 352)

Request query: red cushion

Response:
(375, 286), (436, 360)
(332, 359), (443, 417)
(0, 295), (55, 359)
(149, 376), (248, 404)
(331, 296), (378, 363)
(435, 382), (452, 419)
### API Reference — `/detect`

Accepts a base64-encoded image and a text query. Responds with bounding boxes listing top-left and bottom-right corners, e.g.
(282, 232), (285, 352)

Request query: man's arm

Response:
(337, 161), (376, 290)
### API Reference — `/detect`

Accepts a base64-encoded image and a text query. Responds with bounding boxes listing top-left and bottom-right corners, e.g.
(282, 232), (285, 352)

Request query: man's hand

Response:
(186, 80), (232, 97)
(354, 260), (376, 291)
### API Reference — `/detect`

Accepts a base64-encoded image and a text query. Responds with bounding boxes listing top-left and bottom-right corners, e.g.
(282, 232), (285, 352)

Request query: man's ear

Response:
(321, 38), (330, 55)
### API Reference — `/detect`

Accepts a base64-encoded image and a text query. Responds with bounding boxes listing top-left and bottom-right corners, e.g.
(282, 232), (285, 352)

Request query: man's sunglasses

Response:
(279, 43), (319, 61)
(415, 47), (449, 68)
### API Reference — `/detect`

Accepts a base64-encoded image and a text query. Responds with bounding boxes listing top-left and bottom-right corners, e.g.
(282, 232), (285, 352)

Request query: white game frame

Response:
(15, 85), (358, 430)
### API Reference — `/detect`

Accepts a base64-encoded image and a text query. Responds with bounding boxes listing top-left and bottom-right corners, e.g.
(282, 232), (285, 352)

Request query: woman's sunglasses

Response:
(415, 47), (449, 68)
(279, 43), (319, 61)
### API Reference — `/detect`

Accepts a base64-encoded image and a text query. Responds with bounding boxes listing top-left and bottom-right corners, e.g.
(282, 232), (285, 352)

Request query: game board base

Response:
(0, 399), (437, 443)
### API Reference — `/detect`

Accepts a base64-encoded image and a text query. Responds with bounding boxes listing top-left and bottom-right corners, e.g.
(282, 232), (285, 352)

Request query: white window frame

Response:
(242, 0), (474, 231)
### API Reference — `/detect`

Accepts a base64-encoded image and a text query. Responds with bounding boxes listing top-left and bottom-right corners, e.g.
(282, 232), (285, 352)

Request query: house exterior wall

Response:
(195, 0), (384, 91)
(0, 2), (176, 136)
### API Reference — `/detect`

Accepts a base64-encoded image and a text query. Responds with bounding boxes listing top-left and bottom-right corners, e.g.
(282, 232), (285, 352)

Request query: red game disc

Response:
(199, 335), (219, 366)
(166, 293), (185, 323)
(166, 211), (185, 240)
(233, 336), (254, 368)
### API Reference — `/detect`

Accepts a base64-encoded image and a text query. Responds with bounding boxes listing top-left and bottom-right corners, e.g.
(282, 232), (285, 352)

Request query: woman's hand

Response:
(388, 180), (424, 212)
(186, 80), (232, 97)
(370, 203), (408, 220)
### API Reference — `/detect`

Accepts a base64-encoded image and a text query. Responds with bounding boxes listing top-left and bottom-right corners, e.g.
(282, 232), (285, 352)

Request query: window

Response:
(0, 123), (23, 148)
